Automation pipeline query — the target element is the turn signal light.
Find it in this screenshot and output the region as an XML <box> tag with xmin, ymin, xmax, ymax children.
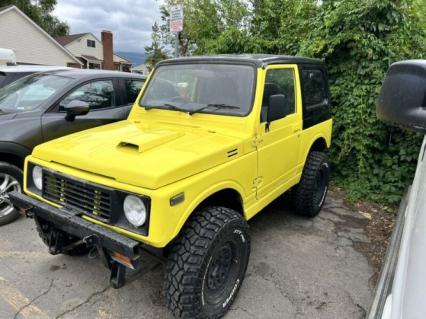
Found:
<box><xmin>111</xmin><ymin>252</ymin><xmax>135</xmax><ymax>269</ymax></box>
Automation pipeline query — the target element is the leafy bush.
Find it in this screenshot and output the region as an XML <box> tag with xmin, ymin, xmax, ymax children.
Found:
<box><xmin>154</xmin><ymin>0</ymin><xmax>425</xmax><ymax>205</ymax></box>
<box><xmin>298</xmin><ymin>0</ymin><xmax>425</xmax><ymax>204</ymax></box>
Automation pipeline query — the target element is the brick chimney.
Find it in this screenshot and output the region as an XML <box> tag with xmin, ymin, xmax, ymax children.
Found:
<box><xmin>101</xmin><ymin>30</ymin><xmax>114</xmax><ymax>70</ymax></box>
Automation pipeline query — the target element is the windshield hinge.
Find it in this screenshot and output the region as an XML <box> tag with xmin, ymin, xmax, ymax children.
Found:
<box><xmin>253</xmin><ymin>177</ymin><xmax>263</xmax><ymax>188</ymax></box>
<box><xmin>252</xmin><ymin>135</ymin><xmax>263</xmax><ymax>148</ymax></box>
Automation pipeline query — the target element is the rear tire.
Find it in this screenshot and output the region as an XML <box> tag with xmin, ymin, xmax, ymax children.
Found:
<box><xmin>164</xmin><ymin>206</ymin><xmax>250</xmax><ymax>319</ymax></box>
<box><xmin>0</xmin><ymin>162</ymin><xmax>23</xmax><ymax>226</ymax></box>
<box><xmin>291</xmin><ymin>151</ymin><xmax>330</xmax><ymax>217</ymax></box>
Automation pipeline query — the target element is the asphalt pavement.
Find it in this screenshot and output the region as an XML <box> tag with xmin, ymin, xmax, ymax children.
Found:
<box><xmin>0</xmin><ymin>191</ymin><xmax>374</xmax><ymax>319</ymax></box>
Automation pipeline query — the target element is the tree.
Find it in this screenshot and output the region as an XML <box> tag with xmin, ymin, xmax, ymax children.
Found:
<box><xmin>0</xmin><ymin>0</ymin><xmax>69</xmax><ymax>36</ymax></box>
<box><xmin>152</xmin><ymin>0</ymin><xmax>250</xmax><ymax>56</ymax></box>
<box><xmin>298</xmin><ymin>0</ymin><xmax>425</xmax><ymax>203</ymax></box>
<box><xmin>148</xmin><ymin>0</ymin><xmax>426</xmax><ymax>204</ymax></box>
<box><xmin>144</xmin><ymin>23</ymin><xmax>170</xmax><ymax>70</ymax></box>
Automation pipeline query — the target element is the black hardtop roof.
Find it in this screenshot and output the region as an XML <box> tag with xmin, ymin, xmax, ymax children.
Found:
<box><xmin>158</xmin><ymin>54</ymin><xmax>323</xmax><ymax>67</ymax></box>
<box><xmin>37</xmin><ymin>69</ymin><xmax>146</xmax><ymax>80</ymax></box>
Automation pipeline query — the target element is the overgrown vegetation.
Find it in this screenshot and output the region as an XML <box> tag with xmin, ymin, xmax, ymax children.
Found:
<box><xmin>148</xmin><ymin>0</ymin><xmax>425</xmax><ymax>205</ymax></box>
<box><xmin>144</xmin><ymin>23</ymin><xmax>170</xmax><ymax>71</ymax></box>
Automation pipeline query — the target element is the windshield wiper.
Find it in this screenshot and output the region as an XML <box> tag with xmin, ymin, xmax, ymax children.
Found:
<box><xmin>145</xmin><ymin>103</ymin><xmax>189</xmax><ymax>113</ymax></box>
<box><xmin>188</xmin><ymin>103</ymin><xmax>240</xmax><ymax>115</ymax></box>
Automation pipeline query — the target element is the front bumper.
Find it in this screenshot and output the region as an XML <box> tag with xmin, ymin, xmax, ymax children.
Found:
<box><xmin>9</xmin><ymin>191</ymin><xmax>161</xmax><ymax>288</ymax></box>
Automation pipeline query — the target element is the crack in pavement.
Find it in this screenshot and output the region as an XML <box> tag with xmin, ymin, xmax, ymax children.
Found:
<box><xmin>345</xmin><ymin>290</ymin><xmax>367</xmax><ymax>318</ymax></box>
<box><xmin>251</xmin><ymin>268</ymin><xmax>306</xmax><ymax>317</ymax></box>
<box><xmin>55</xmin><ymin>285</ymin><xmax>110</xmax><ymax>319</ymax></box>
<box><xmin>13</xmin><ymin>279</ymin><xmax>54</xmax><ymax>319</ymax></box>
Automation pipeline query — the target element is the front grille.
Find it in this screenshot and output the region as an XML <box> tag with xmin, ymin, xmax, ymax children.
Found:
<box><xmin>42</xmin><ymin>170</ymin><xmax>112</xmax><ymax>221</ymax></box>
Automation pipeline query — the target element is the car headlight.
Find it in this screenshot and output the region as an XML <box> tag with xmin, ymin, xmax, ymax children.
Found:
<box><xmin>32</xmin><ymin>166</ymin><xmax>43</xmax><ymax>190</ymax></box>
<box><xmin>123</xmin><ymin>195</ymin><xmax>147</xmax><ymax>227</ymax></box>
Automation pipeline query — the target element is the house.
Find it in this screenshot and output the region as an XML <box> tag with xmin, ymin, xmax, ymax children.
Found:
<box><xmin>0</xmin><ymin>5</ymin><xmax>81</xmax><ymax>67</ymax></box>
<box><xmin>131</xmin><ymin>63</ymin><xmax>150</xmax><ymax>76</ymax></box>
<box><xmin>55</xmin><ymin>32</ymin><xmax>132</xmax><ymax>72</ymax></box>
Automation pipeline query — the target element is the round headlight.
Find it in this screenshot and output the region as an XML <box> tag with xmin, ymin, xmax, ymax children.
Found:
<box><xmin>32</xmin><ymin>166</ymin><xmax>43</xmax><ymax>190</ymax></box>
<box><xmin>123</xmin><ymin>195</ymin><xmax>147</xmax><ymax>227</ymax></box>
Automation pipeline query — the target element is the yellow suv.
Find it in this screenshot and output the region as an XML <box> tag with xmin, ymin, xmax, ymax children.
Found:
<box><xmin>11</xmin><ymin>55</ymin><xmax>332</xmax><ymax>318</ymax></box>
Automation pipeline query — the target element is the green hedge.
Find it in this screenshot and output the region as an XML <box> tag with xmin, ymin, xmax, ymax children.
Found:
<box><xmin>205</xmin><ymin>0</ymin><xmax>425</xmax><ymax>204</ymax></box>
<box><xmin>157</xmin><ymin>0</ymin><xmax>425</xmax><ymax>205</ymax></box>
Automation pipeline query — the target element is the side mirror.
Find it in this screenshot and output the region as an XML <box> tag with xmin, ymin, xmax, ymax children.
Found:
<box><xmin>377</xmin><ymin>60</ymin><xmax>426</xmax><ymax>132</ymax></box>
<box><xmin>267</xmin><ymin>94</ymin><xmax>288</xmax><ymax>123</ymax></box>
<box><xmin>64</xmin><ymin>100</ymin><xmax>89</xmax><ymax>121</ymax></box>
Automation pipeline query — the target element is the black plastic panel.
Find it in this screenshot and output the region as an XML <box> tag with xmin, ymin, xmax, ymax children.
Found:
<box><xmin>377</xmin><ymin>60</ymin><xmax>426</xmax><ymax>132</ymax></box>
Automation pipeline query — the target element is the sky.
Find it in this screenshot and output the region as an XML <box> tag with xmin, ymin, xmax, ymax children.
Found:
<box><xmin>53</xmin><ymin>0</ymin><xmax>162</xmax><ymax>53</ymax></box>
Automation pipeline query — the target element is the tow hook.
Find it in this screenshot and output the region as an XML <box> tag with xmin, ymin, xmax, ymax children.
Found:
<box><xmin>83</xmin><ymin>235</ymin><xmax>110</xmax><ymax>268</ymax></box>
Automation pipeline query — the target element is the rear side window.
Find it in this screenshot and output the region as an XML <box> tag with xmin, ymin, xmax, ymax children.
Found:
<box><xmin>302</xmin><ymin>70</ymin><xmax>327</xmax><ymax>108</ymax></box>
<box><xmin>0</xmin><ymin>74</ymin><xmax>5</xmax><ymax>88</ymax></box>
<box><xmin>0</xmin><ymin>72</ymin><xmax>31</xmax><ymax>89</ymax></box>
<box><xmin>125</xmin><ymin>79</ymin><xmax>144</xmax><ymax>104</ymax></box>
<box><xmin>59</xmin><ymin>80</ymin><xmax>115</xmax><ymax>111</ymax></box>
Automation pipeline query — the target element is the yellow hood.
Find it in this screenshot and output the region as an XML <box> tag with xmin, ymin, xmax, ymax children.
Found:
<box><xmin>33</xmin><ymin>120</ymin><xmax>244</xmax><ymax>189</ymax></box>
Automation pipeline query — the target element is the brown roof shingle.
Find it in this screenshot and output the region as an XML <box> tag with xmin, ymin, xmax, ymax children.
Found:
<box><xmin>80</xmin><ymin>55</ymin><xmax>103</xmax><ymax>62</ymax></box>
<box><xmin>55</xmin><ymin>33</ymin><xmax>88</xmax><ymax>46</ymax></box>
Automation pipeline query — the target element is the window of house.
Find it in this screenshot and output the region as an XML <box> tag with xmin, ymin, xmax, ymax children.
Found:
<box><xmin>125</xmin><ymin>80</ymin><xmax>144</xmax><ymax>104</ymax></box>
<box><xmin>87</xmin><ymin>39</ymin><xmax>96</xmax><ymax>48</ymax></box>
<box><xmin>261</xmin><ymin>68</ymin><xmax>295</xmax><ymax>122</ymax></box>
<box><xmin>301</xmin><ymin>70</ymin><xmax>327</xmax><ymax>108</ymax></box>
<box><xmin>59</xmin><ymin>80</ymin><xmax>115</xmax><ymax>111</ymax></box>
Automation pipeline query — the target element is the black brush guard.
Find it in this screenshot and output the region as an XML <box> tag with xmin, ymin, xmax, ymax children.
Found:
<box><xmin>8</xmin><ymin>191</ymin><xmax>162</xmax><ymax>289</ymax></box>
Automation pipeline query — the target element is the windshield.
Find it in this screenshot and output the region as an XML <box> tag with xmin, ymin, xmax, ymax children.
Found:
<box><xmin>0</xmin><ymin>73</ymin><xmax>5</xmax><ymax>88</ymax></box>
<box><xmin>0</xmin><ymin>73</ymin><xmax>72</xmax><ymax>113</ymax></box>
<box><xmin>140</xmin><ymin>63</ymin><xmax>255</xmax><ymax>116</ymax></box>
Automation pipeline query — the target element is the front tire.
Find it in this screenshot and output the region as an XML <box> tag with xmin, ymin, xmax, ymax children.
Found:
<box><xmin>291</xmin><ymin>151</ymin><xmax>330</xmax><ymax>217</ymax></box>
<box><xmin>165</xmin><ymin>206</ymin><xmax>250</xmax><ymax>319</ymax></box>
<box><xmin>0</xmin><ymin>162</ymin><xmax>23</xmax><ymax>226</ymax></box>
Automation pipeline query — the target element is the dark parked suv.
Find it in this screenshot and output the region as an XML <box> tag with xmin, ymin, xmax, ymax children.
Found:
<box><xmin>0</xmin><ymin>65</ymin><xmax>70</xmax><ymax>88</ymax></box>
<box><xmin>0</xmin><ymin>69</ymin><xmax>145</xmax><ymax>225</ymax></box>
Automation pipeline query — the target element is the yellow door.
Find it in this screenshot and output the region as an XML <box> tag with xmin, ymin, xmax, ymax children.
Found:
<box><xmin>256</xmin><ymin>65</ymin><xmax>302</xmax><ymax>199</ymax></box>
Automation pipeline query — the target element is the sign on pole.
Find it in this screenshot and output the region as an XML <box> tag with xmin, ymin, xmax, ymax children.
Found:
<box><xmin>170</xmin><ymin>5</ymin><xmax>184</xmax><ymax>33</ymax></box>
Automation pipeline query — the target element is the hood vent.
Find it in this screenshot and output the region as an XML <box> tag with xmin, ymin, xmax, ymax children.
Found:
<box><xmin>117</xmin><ymin>131</ymin><xmax>185</xmax><ymax>153</ymax></box>
<box><xmin>227</xmin><ymin>148</ymin><xmax>238</xmax><ymax>158</ymax></box>
<box><xmin>118</xmin><ymin>142</ymin><xmax>140</xmax><ymax>152</ymax></box>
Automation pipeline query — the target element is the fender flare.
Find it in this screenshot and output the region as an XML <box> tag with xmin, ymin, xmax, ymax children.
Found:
<box><xmin>170</xmin><ymin>181</ymin><xmax>246</xmax><ymax>241</ymax></box>
<box><xmin>308</xmin><ymin>133</ymin><xmax>329</xmax><ymax>153</ymax></box>
<box><xmin>0</xmin><ymin>142</ymin><xmax>31</xmax><ymax>166</ymax></box>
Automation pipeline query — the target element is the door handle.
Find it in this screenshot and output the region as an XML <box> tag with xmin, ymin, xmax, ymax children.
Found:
<box><xmin>293</xmin><ymin>128</ymin><xmax>301</xmax><ymax>133</ymax></box>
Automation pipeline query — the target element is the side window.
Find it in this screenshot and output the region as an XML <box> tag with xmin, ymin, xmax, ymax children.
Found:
<box><xmin>59</xmin><ymin>80</ymin><xmax>115</xmax><ymax>111</ymax></box>
<box><xmin>87</xmin><ymin>39</ymin><xmax>96</xmax><ymax>48</ymax></box>
<box><xmin>125</xmin><ymin>80</ymin><xmax>144</xmax><ymax>104</ymax></box>
<box><xmin>301</xmin><ymin>70</ymin><xmax>327</xmax><ymax>107</ymax></box>
<box><xmin>261</xmin><ymin>68</ymin><xmax>295</xmax><ymax>122</ymax></box>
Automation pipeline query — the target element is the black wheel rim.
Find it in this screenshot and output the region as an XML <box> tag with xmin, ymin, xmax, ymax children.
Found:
<box><xmin>204</xmin><ymin>239</ymin><xmax>241</xmax><ymax>306</ymax></box>
<box><xmin>313</xmin><ymin>165</ymin><xmax>328</xmax><ymax>207</ymax></box>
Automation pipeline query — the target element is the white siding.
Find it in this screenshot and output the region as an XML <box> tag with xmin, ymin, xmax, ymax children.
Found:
<box><xmin>65</xmin><ymin>34</ymin><xmax>104</xmax><ymax>60</ymax></box>
<box><xmin>113</xmin><ymin>54</ymin><xmax>129</xmax><ymax>63</ymax></box>
<box><xmin>0</xmin><ymin>9</ymin><xmax>77</xmax><ymax>66</ymax></box>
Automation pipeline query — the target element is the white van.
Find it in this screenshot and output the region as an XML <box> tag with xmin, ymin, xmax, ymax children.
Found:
<box><xmin>0</xmin><ymin>48</ymin><xmax>16</xmax><ymax>66</ymax></box>
<box><xmin>369</xmin><ymin>60</ymin><xmax>426</xmax><ymax>318</ymax></box>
